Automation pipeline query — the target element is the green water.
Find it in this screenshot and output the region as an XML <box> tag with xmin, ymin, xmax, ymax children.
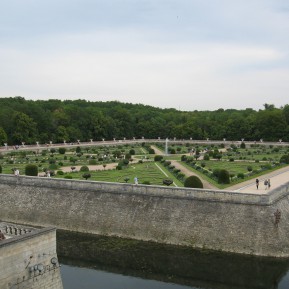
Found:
<box><xmin>57</xmin><ymin>230</ymin><xmax>289</xmax><ymax>289</ymax></box>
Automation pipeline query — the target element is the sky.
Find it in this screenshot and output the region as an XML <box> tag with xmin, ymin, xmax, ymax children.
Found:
<box><xmin>1</xmin><ymin>0</ymin><xmax>289</xmax><ymax>111</ymax></box>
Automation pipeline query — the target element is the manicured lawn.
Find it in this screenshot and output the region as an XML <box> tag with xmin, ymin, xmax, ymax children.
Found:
<box><xmin>55</xmin><ymin>162</ymin><xmax>183</xmax><ymax>187</ymax></box>
<box><xmin>1</xmin><ymin>142</ymin><xmax>289</xmax><ymax>189</ymax></box>
<box><xmin>181</xmin><ymin>160</ymin><xmax>288</xmax><ymax>189</ymax></box>
<box><xmin>196</xmin><ymin>160</ymin><xmax>262</xmax><ymax>175</ymax></box>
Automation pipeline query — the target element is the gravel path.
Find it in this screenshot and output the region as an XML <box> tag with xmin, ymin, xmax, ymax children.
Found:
<box><xmin>151</xmin><ymin>145</ymin><xmax>216</xmax><ymax>189</ymax></box>
<box><xmin>151</xmin><ymin>145</ymin><xmax>289</xmax><ymax>192</ymax></box>
<box><xmin>169</xmin><ymin>160</ymin><xmax>217</xmax><ymax>189</ymax></box>
<box><xmin>226</xmin><ymin>166</ymin><xmax>289</xmax><ymax>194</ymax></box>
<box><xmin>60</xmin><ymin>163</ymin><xmax>118</xmax><ymax>172</ymax></box>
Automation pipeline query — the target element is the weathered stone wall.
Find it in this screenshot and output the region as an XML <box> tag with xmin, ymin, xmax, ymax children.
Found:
<box><xmin>0</xmin><ymin>174</ymin><xmax>289</xmax><ymax>257</ymax></box>
<box><xmin>0</xmin><ymin>225</ymin><xmax>63</xmax><ymax>289</ymax></box>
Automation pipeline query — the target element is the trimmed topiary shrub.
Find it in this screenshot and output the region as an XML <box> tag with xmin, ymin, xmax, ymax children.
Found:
<box><xmin>25</xmin><ymin>164</ymin><xmax>38</xmax><ymax>176</ymax></box>
<box><xmin>163</xmin><ymin>179</ymin><xmax>174</xmax><ymax>186</ymax></box>
<box><xmin>80</xmin><ymin>165</ymin><xmax>89</xmax><ymax>172</ymax></box>
<box><xmin>280</xmin><ymin>154</ymin><xmax>289</xmax><ymax>164</ymax></box>
<box><xmin>64</xmin><ymin>175</ymin><xmax>73</xmax><ymax>179</ymax></box>
<box><xmin>218</xmin><ymin>169</ymin><xmax>230</xmax><ymax>184</ymax></box>
<box><xmin>58</xmin><ymin>147</ymin><xmax>66</xmax><ymax>154</ymax></box>
<box><xmin>82</xmin><ymin>173</ymin><xmax>91</xmax><ymax>180</ymax></box>
<box><xmin>50</xmin><ymin>148</ymin><xmax>56</xmax><ymax>154</ymax></box>
<box><xmin>247</xmin><ymin>165</ymin><xmax>253</xmax><ymax>172</ymax></box>
<box><xmin>237</xmin><ymin>173</ymin><xmax>245</xmax><ymax>179</ymax></box>
<box><xmin>184</xmin><ymin>175</ymin><xmax>203</xmax><ymax>188</ymax></box>
<box><xmin>164</xmin><ymin>161</ymin><xmax>171</xmax><ymax>167</ymax></box>
<box><xmin>181</xmin><ymin>155</ymin><xmax>187</xmax><ymax>162</ymax></box>
<box><xmin>129</xmin><ymin>149</ymin><xmax>135</xmax><ymax>155</ymax></box>
<box><xmin>154</xmin><ymin>155</ymin><xmax>163</xmax><ymax>161</ymax></box>
<box><xmin>169</xmin><ymin>148</ymin><xmax>176</xmax><ymax>154</ymax></box>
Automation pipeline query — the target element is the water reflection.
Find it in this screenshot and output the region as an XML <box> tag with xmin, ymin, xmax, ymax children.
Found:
<box><xmin>57</xmin><ymin>230</ymin><xmax>289</xmax><ymax>289</ymax></box>
<box><xmin>61</xmin><ymin>264</ymin><xmax>194</xmax><ymax>289</ymax></box>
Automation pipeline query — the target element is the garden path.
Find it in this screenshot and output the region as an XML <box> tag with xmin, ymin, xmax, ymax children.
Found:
<box><xmin>170</xmin><ymin>160</ymin><xmax>217</xmax><ymax>190</ymax></box>
<box><xmin>227</xmin><ymin>166</ymin><xmax>289</xmax><ymax>194</ymax></box>
<box><xmin>60</xmin><ymin>163</ymin><xmax>118</xmax><ymax>173</ymax></box>
<box><xmin>151</xmin><ymin>145</ymin><xmax>217</xmax><ymax>189</ymax></box>
<box><xmin>151</xmin><ymin>145</ymin><xmax>289</xmax><ymax>193</ymax></box>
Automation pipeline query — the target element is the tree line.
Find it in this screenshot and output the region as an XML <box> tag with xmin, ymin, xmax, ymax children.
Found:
<box><xmin>0</xmin><ymin>97</ymin><xmax>289</xmax><ymax>145</ymax></box>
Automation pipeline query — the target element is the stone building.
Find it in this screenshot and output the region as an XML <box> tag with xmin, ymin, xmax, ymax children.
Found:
<box><xmin>0</xmin><ymin>222</ymin><xmax>63</xmax><ymax>289</ymax></box>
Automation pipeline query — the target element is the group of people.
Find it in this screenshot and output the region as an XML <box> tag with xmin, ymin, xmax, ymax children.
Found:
<box><xmin>255</xmin><ymin>178</ymin><xmax>271</xmax><ymax>190</ymax></box>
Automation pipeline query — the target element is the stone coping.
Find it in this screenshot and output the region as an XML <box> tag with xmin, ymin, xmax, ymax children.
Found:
<box><xmin>0</xmin><ymin>174</ymin><xmax>289</xmax><ymax>206</ymax></box>
<box><xmin>0</xmin><ymin>222</ymin><xmax>55</xmax><ymax>248</ymax></box>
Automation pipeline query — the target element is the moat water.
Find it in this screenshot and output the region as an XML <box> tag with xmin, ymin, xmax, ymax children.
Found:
<box><xmin>57</xmin><ymin>231</ymin><xmax>289</xmax><ymax>289</ymax></box>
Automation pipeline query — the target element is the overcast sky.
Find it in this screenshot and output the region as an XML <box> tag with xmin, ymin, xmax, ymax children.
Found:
<box><xmin>1</xmin><ymin>0</ymin><xmax>289</xmax><ymax>111</ymax></box>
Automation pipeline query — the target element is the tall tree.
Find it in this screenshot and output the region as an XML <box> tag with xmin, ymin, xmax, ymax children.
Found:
<box><xmin>11</xmin><ymin>112</ymin><xmax>38</xmax><ymax>144</ymax></box>
<box><xmin>0</xmin><ymin>127</ymin><xmax>8</xmax><ymax>145</ymax></box>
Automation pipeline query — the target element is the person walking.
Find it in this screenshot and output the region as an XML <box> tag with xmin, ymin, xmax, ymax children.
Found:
<box><xmin>264</xmin><ymin>179</ymin><xmax>268</xmax><ymax>190</ymax></box>
<box><xmin>256</xmin><ymin>178</ymin><xmax>259</xmax><ymax>189</ymax></box>
<box><xmin>268</xmin><ymin>179</ymin><xmax>271</xmax><ymax>189</ymax></box>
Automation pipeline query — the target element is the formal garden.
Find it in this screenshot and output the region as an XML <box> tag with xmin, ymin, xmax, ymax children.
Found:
<box><xmin>0</xmin><ymin>141</ymin><xmax>289</xmax><ymax>189</ymax></box>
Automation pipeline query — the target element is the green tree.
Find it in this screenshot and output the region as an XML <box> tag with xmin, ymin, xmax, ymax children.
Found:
<box><xmin>0</xmin><ymin>127</ymin><xmax>7</xmax><ymax>145</ymax></box>
<box><xmin>254</xmin><ymin>109</ymin><xmax>287</xmax><ymax>141</ymax></box>
<box><xmin>56</xmin><ymin>126</ymin><xmax>69</xmax><ymax>143</ymax></box>
<box><xmin>11</xmin><ymin>112</ymin><xmax>37</xmax><ymax>144</ymax></box>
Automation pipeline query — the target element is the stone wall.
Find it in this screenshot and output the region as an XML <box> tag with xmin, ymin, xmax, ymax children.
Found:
<box><xmin>0</xmin><ymin>223</ymin><xmax>63</xmax><ymax>289</ymax></box>
<box><xmin>0</xmin><ymin>174</ymin><xmax>289</xmax><ymax>257</ymax></box>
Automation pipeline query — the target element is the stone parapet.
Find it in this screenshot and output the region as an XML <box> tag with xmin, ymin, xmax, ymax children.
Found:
<box><xmin>1</xmin><ymin>174</ymin><xmax>289</xmax><ymax>257</ymax></box>
<box><xmin>0</xmin><ymin>223</ymin><xmax>63</xmax><ymax>289</ymax></box>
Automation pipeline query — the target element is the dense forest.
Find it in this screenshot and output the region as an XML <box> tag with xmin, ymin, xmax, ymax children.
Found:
<box><xmin>0</xmin><ymin>97</ymin><xmax>289</xmax><ymax>145</ymax></box>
